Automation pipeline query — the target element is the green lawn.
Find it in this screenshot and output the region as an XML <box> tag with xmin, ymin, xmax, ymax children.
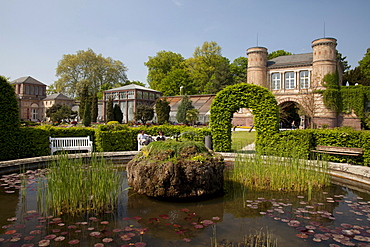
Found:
<box><xmin>231</xmin><ymin>131</ymin><xmax>256</xmax><ymax>151</ymax></box>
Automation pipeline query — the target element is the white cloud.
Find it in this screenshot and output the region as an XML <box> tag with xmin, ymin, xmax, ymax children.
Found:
<box><xmin>172</xmin><ymin>0</ymin><xmax>183</xmax><ymax>6</ymax></box>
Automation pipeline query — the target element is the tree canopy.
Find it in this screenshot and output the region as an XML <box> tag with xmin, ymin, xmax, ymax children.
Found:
<box><xmin>343</xmin><ymin>67</ymin><xmax>370</xmax><ymax>86</ymax></box>
<box><xmin>155</xmin><ymin>98</ymin><xmax>171</xmax><ymax>125</ymax></box>
<box><xmin>145</xmin><ymin>41</ymin><xmax>235</xmax><ymax>96</ymax></box>
<box><xmin>187</xmin><ymin>41</ymin><xmax>233</xmax><ymax>94</ymax></box>
<box><xmin>134</xmin><ymin>104</ymin><xmax>154</xmax><ymax>125</ymax></box>
<box><xmin>230</xmin><ymin>57</ymin><xmax>248</xmax><ymax>84</ymax></box>
<box><xmin>52</xmin><ymin>48</ymin><xmax>128</xmax><ymax>99</ymax></box>
<box><xmin>145</xmin><ymin>51</ymin><xmax>188</xmax><ymax>96</ymax></box>
<box><xmin>359</xmin><ymin>48</ymin><xmax>370</xmax><ymax>79</ymax></box>
<box><xmin>176</xmin><ymin>95</ymin><xmax>194</xmax><ymax>124</ymax></box>
<box><xmin>267</xmin><ymin>50</ymin><xmax>292</xmax><ymax>60</ymax></box>
<box><xmin>46</xmin><ymin>104</ymin><xmax>77</xmax><ymax>124</ymax></box>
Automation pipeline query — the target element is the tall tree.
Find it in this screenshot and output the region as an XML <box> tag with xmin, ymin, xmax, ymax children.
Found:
<box><xmin>145</xmin><ymin>50</ymin><xmax>187</xmax><ymax>94</ymax></box>
<box><xmin>343</xmin><ymin>66</ymin><xmax>370</xmax><ymax>86</ymax></box>
<box><xmin>160</xmin><ymin>68</ymin><xmax>195</xmax><ymax>96</ymax></box>
<box><xmin>53</xmin><ymin>48</ymin><xmax>128</xmax><ymax>99</ymax></box>
<box><xmin>79</xmin><ymin>84</ymin><xmax>90</xmax><ymax>119</ymax></box>
<box><xmin>134</xmin><ymin>104</ymin><xmax>154</xmax><ymax>125</ymax></box>
<box><xmin>90</xmin><ymin>94</ymin><xmax>98</xmax><ymax>122</ymax></box>
<box><xmin>187</xmin><ymin>41</ymin><xmax>231</xmax><ymax>94</ymax></box>
<box><xmin>230</xmin><ymin>57</ymin><xmax>248</xmax><ymax>84</ymax></box>
<box><xmin>106</xmin><ymin>97</ymin><xmax>114</xmax><ymax>122</ymax></box>
<box><xmin>205</xmin><ymin>57</ymin><xmax>233</xmax><ymax>94</ymax></box>
<box><xmin>337</xmin><ymin>51</ymin><xmax>351</xmax><ymax>73</ymax></box>
<box><xmin>176</xmin><ymin>95</ymin><xmax>194</xmax><ymax>124</ymax></box>
<box><xmin>113</xmin><ymin>104</ymin><xmax>123</xmax><ymax>123</ymax></box>
<box><xmin>155</xmin><ymin>98</ymin><xmax>171</xmax><ymax>124</ymax></box>
<box><xmin>359</xmin><ymin>48</ymin><xmax>370</xmax><ymax>79</ymax></box>
<box><xmin>82</xmin><ymin>100</ymin><xmax>91</xmax><ymax>127</ymax></box>
<box><xmin>267</xmin><ymin>50</ymin><xmax>292</xmax><ymax>60</ymax></box>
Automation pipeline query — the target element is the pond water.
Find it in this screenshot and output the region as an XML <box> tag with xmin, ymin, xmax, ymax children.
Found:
<box><xmin>0</xmin><ymin>169</ymin><xmax>370</xmax><ymax>247</ymax></box>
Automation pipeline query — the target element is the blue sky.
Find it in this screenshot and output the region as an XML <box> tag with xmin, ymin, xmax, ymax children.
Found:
<box><xmin>1</xmin><ymin>0</ymin><xmax>369</xmax><ymax>87</ymax></box>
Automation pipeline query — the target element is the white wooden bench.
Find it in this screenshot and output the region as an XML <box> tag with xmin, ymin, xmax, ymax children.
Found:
<box><xmin>49</xmin><ymin>136</ymin><xmax>93</xmax><ymax>154</ymax></box>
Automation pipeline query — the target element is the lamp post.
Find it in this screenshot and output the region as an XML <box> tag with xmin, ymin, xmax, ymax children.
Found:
<box><xmin>180</xmin><ymin>86</ymin><xmax>184</xmax><ymax>95</ymax></box>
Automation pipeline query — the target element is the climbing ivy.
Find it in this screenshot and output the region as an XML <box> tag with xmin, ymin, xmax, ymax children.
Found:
<box><xmin>210</xmin><ymin>83</ymin><xmax>279</xmax><ymax>152</ymax></box>
<box><xmin>322</xmin><ymin>71</ymin><xmax>370</xmax><ymax>127</ymax></box>
<box><xmin>323</xmin><ymin>83</ymin><xmax>370</xmax><ymax>126</ymax></box>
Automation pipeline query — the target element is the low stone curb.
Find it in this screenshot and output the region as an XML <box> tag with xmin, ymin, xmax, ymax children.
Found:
<box><xmin>1</xmin><ymin>151</ymin><xmax>370</xmax><ymax>187</ymax></box>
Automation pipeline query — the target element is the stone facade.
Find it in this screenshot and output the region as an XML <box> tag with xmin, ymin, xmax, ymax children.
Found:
<box><xmin>232</xmin><ymin>37</ymin><xmax>362</xmax><ymax>130</ymax></box>
<box><xmin>11</xmin><ymin>76</ymin><xmax>75</xmax><ymax>121</ymax></box>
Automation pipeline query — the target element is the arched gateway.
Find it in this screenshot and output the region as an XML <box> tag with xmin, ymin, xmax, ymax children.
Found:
<box><xmin>210</xmin><ymin>83</ymin><xmax>280</xmax><ymax>152</ymax></box>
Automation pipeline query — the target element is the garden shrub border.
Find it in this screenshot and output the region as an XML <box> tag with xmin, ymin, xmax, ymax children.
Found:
<box><xmin>269</xmin><ymin>128</ymin><xmax>370</xmax><ymax>166</ymax></box>
<box><xmin>1</xmin><ymin>125</ymin><xmax>211</xmax><ymax>161</ymax></box>
<box><xmin>210</xmin><ymin>83</ymin><xmax>280</xmax><ymax>152</ymax></box>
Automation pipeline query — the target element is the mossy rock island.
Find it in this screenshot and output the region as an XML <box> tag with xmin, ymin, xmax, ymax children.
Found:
<box><xmin>127</xmin><ymin>140</ymin><xmax>225</xmax><ymax>200</ymax></box>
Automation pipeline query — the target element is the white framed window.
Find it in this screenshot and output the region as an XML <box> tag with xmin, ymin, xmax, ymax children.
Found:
<box><xmin>143</xmin><ymin>91</ymin><xmax>148</xmax><ymax>99</ymax></box>
<box><xmin>127</xmin><ymin>91</ymin><xmax>134</xmax><ymax>99</ymax></box>
<box><xmin>285</xmin><ymin>72</ymin><xmax>295</xmax><ymax>90</ymax></box>
<box><xmin>31</xmin><ymin>109</ymin><xmax>38</xmax><ymax>120</ymax></box>
<box><xmin>300</xmin><ymin>71</ymin><xmax>310</xmax><ymax>89</ymax></box>
<box><xmin>113</xmin><ymin>92</ymin><xmax>119</xmax><ymax>100</ymax></box>
<box><xmin>120</xmin><ymin>92</ymin><xmax>127</xmax><ymax>99</ymax></box>
<box><xmin>271</xmin><ymin>73</ymin><xmax>281</xmax><ymax>90</ymax></box>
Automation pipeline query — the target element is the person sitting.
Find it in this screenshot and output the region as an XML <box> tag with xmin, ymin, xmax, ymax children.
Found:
<box><xmin>155</xmin><ymin>131</ymin><xmax>167</xmax><ymax>141</ymax></box>
<box><xmin>137</xmin><ymin>130</ymin><xmax>151</xmax><ymax>145</ymax></box>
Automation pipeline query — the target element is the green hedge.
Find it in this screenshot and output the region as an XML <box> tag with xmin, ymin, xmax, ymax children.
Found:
<box><xmin>95</xmin><ymin>124</ymin><xmax>211</xmax><ymax>152</ymax></box>
<box><xmin>256</xmin><ymin>130</ymin><xmax>314</xmax><ymax>158</ymax></box>
<box><xmin>0</xmin><ymin>76</ymin><xmax>20</xmax><ymax>161</ymax></box>
<box><xmin>257</xmin><ymin>128</ymin><xmax>370</xmax><ymax>166</ymax></box>
<box><xmin>210</xmin><ymin>83</ymin><xmax>279</xmax><ymax>152</ymax></box>
<box><xmin>16</xmin><ymin>127</ymin><xmax>50</xmax><ymax>158</ymax></box>
<box><xmin>0</xmin><ymin>125</ymin><xmax>211</xmax><ymax>160</ymax></box>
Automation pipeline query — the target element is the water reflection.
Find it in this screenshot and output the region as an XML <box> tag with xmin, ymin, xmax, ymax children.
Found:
<box><xmin>0</xmin><ymin>170</ymin><xmax>369</xmax><ymax>247</ymax></box>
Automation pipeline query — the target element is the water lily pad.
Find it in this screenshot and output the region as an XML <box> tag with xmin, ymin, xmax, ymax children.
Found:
<box><xmin>24</xmin><ymin>236</ymin><xmax>35</xmax><ymax>241</ymax></box>
<box><xmin>135</xmin><ymin>242</ymin><xmax>146</xmax><ymax>247</ymax></box>
<box><xmin>201</xmin><ymin>220</ymin><xmax>214</xmax><ymax>226</ymax></box>
<box><xmin>296</xmin><ymin>233</ymin><xmax>308</xmax><ymax>238</ymax></box>
<box><xmin>38</xmin><ymin>239</ymin><xmax>50</xmax><ymax>246</ymax></box>
<box><xmin>54</xmin><ymin>236</ymin><xmax>65</xmax><ymax>242</ymax></box>
<box><xmin>44</xmin><ymin>235</ymin><xmax>56</xmax><ymax>240</ymax></box>
<box><xmin>5</xmin><ymin>230</ymin><xmax>17</xmax><ymax>234</ymax></box>
<box><xmin>102</xmin><ymin>238</ymin><xmax>113</xmax><ymax>243</ymax></box>
<box><xmin>68</xmin><ymin>239</ymin><xmax>79</xmax><ymax>245</ymax></box>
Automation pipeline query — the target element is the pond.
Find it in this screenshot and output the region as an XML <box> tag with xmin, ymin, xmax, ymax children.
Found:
<box><xmin>0</xmin><ymin>169</ymin><xmax>370</xmax><ymax>247</ymax></box>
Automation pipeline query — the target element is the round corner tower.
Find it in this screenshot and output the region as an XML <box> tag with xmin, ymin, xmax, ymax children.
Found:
<box><xmin>311</xmin><ymin>37</ymin><xmax>337</xmax><ymax>88</ymax></box>
<box><xmin>247</xmin><ymin>47</ymin><xmax>268</xmax><ymax>88</ymax></box>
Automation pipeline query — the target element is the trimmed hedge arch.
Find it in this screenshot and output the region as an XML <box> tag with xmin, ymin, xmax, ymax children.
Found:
<box><xmin>210</xmin><ymin>83</ymin><xmax>280</xmax><ymax>152</ymax></box>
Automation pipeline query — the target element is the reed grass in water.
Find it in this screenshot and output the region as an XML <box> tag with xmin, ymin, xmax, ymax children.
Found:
<box><xmin>225</xmin><ymin>153</ymin><xmax>329</xmax><ymax>192</ymax></box>
<box><xmin>38</xmin><ymin>153</ymin><xmax>122</xmax><ymax>215</ymax></box>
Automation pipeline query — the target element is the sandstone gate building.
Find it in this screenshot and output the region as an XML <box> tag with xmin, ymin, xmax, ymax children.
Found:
<box><xmin>232</xmin><ymin>37</ymin><xmax>361</xmax><ymax>130</ymax></box>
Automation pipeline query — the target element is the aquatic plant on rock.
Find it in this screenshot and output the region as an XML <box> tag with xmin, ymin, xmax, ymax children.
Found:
<box><xmin>127</xmin><ymin>140</ymin><xmax>225</xmax><ymax>199</ymax></box>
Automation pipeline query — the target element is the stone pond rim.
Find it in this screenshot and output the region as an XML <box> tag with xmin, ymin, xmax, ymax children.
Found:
<box><xmin>0</xmin><ymin>151</ymin><xmax>370</xmax><ymax>191</ymax></box>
